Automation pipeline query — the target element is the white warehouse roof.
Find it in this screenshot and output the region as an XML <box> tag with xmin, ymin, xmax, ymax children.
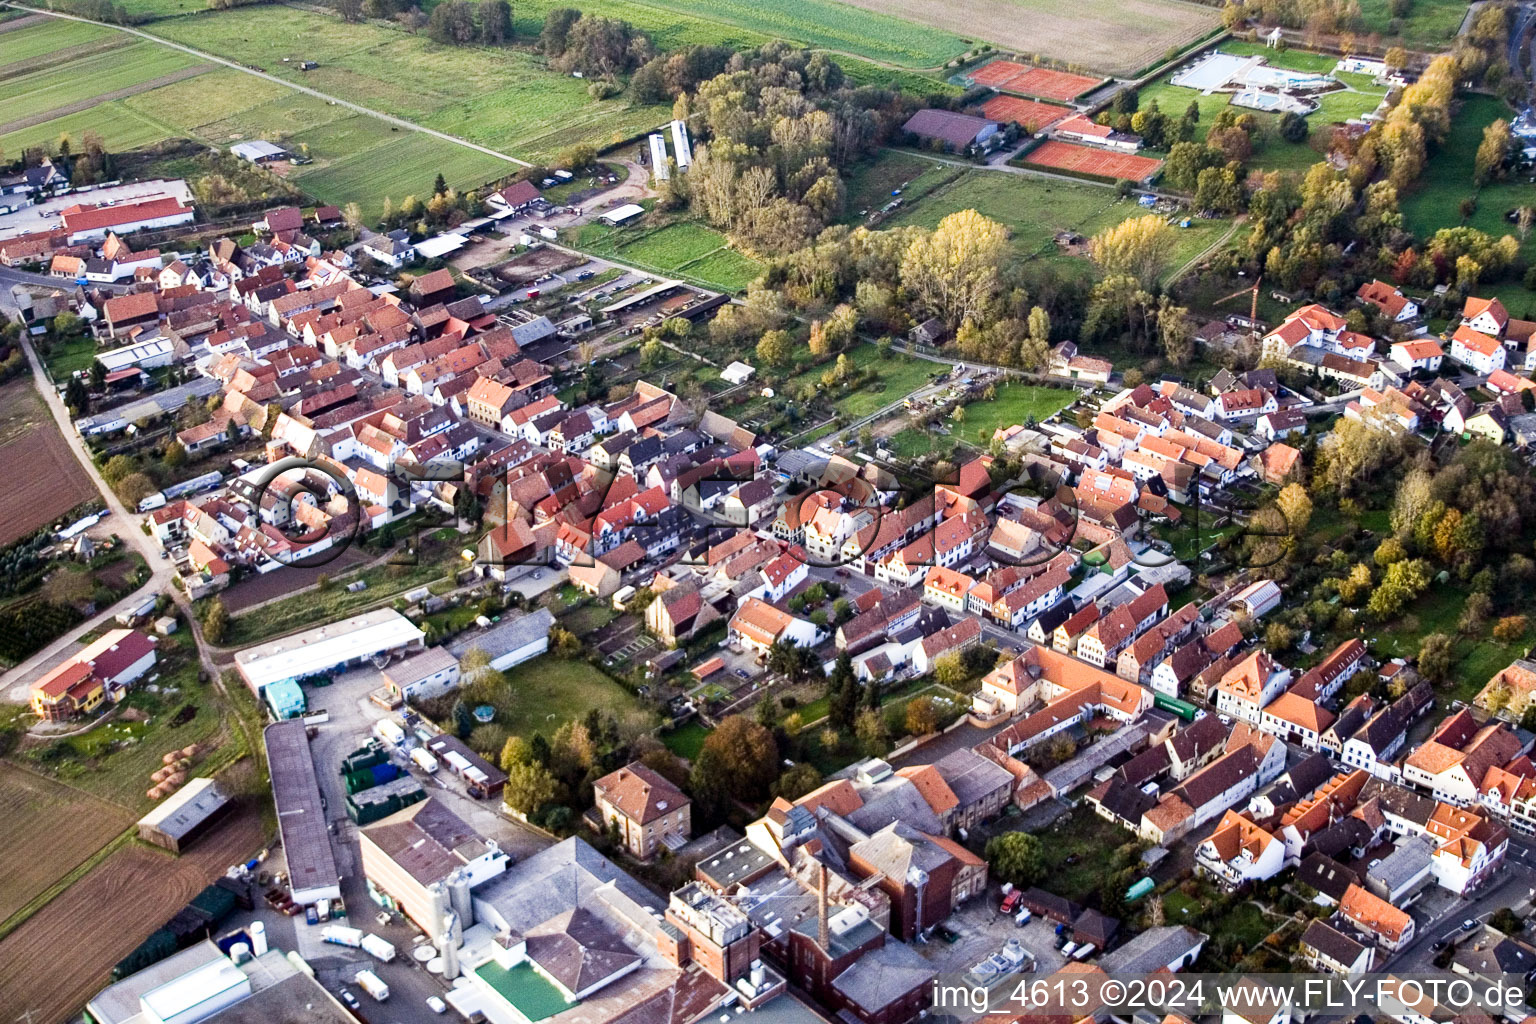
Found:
<box><xmin>601</xmin><ymin>203</ymin><xmax>645</xmax><ymax>225</ymax></box>
<box><xmin>234</xmin><ymin>607</ymin><xmax>423</xmax><ymax>692</ymax></box>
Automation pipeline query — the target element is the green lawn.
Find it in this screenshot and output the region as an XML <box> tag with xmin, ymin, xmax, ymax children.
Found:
<box><xmin>843</xmin><ymin>149</ymin><xmax>962</xmax><ymax>220</ymax></box>
<box><xmin>953</xmin><ymin>383</ymin><xmax>1077</xmax><ymax>445</ymax></box>
<box><xmin>292</xmin><ymin>132</ymin><xmax>514</xmax><ymax>222</ymax></box>
<box><xmin>660</xmin><ymin>720</ymin><xmax>710</xmax><ymax>760</ymax></box>
<box><xmin>884</xmin><ymin>168</ymin><xmax>1227</xmax><ymax>278</ymax></box>
<box><xmin>492</xmin><ymin>655</ymin><xmax>657</xmax><ymax>739</ymax></box>
<box><xmin>0</xmin><ymin>39</ymin><xmax>202</xmax><ymax>124</ymax></box>
<box><xmin>1032</xmin><ymin>805</ymin><xmax>1142</xmax><ymax>904</ymax></box>
<box><xmin>0</xmin><ymin>17</ymin><xmax>118</xmax><ymax>64</ymax></box>
<box><xmin>1402</xmin><ymin>94</ymin><xmax>1536</xmax><ymax>317</ymax></box>
<box><xmin>507</xmin><ymin>0</ymin><xmax>967</xmax><ymax>69</ymax></box>
<box><xmin>41</xmin><ymin>336</ymin><xmax>99</xmax><ymax>378</ymax></box>
<box><xmin>116</xmin><ymin>0</ymin><xmax>208</xmax><ymax>18</ymax></box>
<box><xmin>574</xmin><ymin>218</ymin><xmax>763</xmax><ymax>293</ymax></box>
<box><xmin>1219</xmin><ymin>40</ymin><xmax>1339</xmax><ymax>73</ymax></box>
<box><xmin>1357</xmin><ymin>0</ymin><xmax>1471</xmax><ymax>46</ymax></box>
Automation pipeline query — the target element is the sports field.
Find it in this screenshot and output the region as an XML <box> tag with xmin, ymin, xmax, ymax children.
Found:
<box><xmin>1023</xmin><ymin>140</ymin><xmax>1163</xmax><ymax>182</ymax></box>
<box><xmin>849</xmin><ymin>0</ymin><xmax>1218</xmax><ymax>75</ymax></box>
<box><xmin>967</xmin><ymin>60</ymin><xmax>1105</xmax><ymax>102</ymax></box>
<box><xmin>978</xmin><ymin>95</ymin><xmax>1072</xmax><ymax>132</ymax></box>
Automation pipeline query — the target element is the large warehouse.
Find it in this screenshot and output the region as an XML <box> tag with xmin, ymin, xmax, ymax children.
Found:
<box><xmin>264</xmin><ymin>719</ymin><xmax>341</xmax><ymax>905</ymax></box>
<box><xmin>137</xmin><ymin>777</ymin><xmax>232</xmax><ymax>853</ymax></box>
<box><xmin>234</xmin><ymin>608</ymin><xmax>425</xmax><ymax>698</ymax></box>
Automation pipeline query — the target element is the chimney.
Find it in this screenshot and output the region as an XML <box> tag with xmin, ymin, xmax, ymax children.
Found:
<box><xmin>817</xmin><ymin>863</ymin><xmax>829</xmax><ymax>951</ymax></box>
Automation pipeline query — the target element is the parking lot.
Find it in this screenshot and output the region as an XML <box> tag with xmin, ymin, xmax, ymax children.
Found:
<box><xmin>246</xmin><ymin>661</ymin><xmax>552</xmax><ymax>1019</ymax></box>
<box><xmin>912</xmin><ymin>891</ymin><xmax>1070</xmax><ymax>1015</ymax></box>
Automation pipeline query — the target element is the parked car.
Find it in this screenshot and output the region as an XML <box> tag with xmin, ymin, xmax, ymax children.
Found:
<box><xmin>340</xmin><ymin>990</ymin><xmax>361</xmax><ymax>1011</ymax></box>
<box><xmin>1462</xmin><ymin>919</ymin><xmax>1478</xmax><ymax>931</ymax></box>
<box><xmin>426</xmin><ymin>996</ymin><xmax>448</xmax><ymax>1014</ymax></box>
<box><xmin>1014</xmin><ymin>908</ymin><xmax>1032</xmax><ymax>927</ymax></box>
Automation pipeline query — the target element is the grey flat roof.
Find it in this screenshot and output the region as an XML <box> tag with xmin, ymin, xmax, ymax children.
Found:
<box><xmin>446</xmin><ymin>608</ymin><xmax>554</xmax><ymax>661</ymax></box>
<box><xmin>88</xmin><ymin>941</ymin><xmax>226</xmax><ymax>1024</ymax></box>
<box><xmin>263</xmin><ymin>719</ymin><xmax>340</xmax><ymax>903</ymax></box>
<box><xmin>137</xmin><ymin>777</ymin><xmax>230</xmax><ymax>840</ymax></box>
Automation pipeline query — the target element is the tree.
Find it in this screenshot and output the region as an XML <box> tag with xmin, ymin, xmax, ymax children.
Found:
<box><xmin>1392</xmin><ymin>467</ymin><xmax>1434</xmax><ymax>540</ymax></box>
<box><xmin>164</xmin><ymin>440</ymin><xmax>187</xmax><ymax>468</ymax></box>
<box><xmin>1276</xmin><ymin>483</ymin><xmax>1313</xmax><ymax>536</ymax></box>
<box><xmin>827</xmin><ymin>653</ymin><xmax>859</xmax><ymax>731</ymax></box>
<box><xmin>690</xmin><ymin>716</ymin><xmax>778</xmax><ymax>810</ymax></box>
<box><xmin>503</xmin><ymin>761</ymin><xmax>560</xmax><ymax>816</ymax></box>
<box><xmin>1474</xmin><ymin>119</ymin><xmax>1512</xmax><ymax>185</ymax></box>
<box><xmin>933</xmin><ymin>652</ymin><xmax>968</xmax><ymax>687</ymax></box>
<box><xmin>772</xmin><ymin>762</ymin><xmax>822</xmax><ymax>801</ymax></box>
<box><xmin>478</xmin><ymin>0</ymin><xmax>511</xmax><ymax>43</ymax></box>
<box><xmin>201</xmin><ymin>597</ymin><xmax>228</xmax><ymax>644</ymax></box>
<box><xmin>1278</xmin><ymin>111</ymin><xmax>1309</xmax><ymax>144</ymax></box>
<box><xmin>1089</xmin><ymin>215</ymin><xmax>1177</xmax><ymax>288</ymax></box>
<box><xmin>1459</xmin><ymin>591</ymin><xmax>1493</xmax><ymax>636</ymax></box>
<box><xmin>1417</xmin><ymin>632</ymin><xmax>1455</xmax><ymax>684</ymax></box>
<box><xmin>88</xmin><ymin>359</ymin><xmax>106</xmax><ymax>391</ymax></box>
<box><xmin>905</xmin><ymin>695</ymin><xmax>941</xmax><ymax>736</ymax></box>
<box><xmin>899</xmin><ymin>210</ymin><xmax>1009</xmax><ymax>327</ymax></box>
<box><xmin>335</xmin><ymin>0</ymin><xmax>362</xmax><ymax>21</ymax></box>
<box><xmin>454</xmin><ymin>483</ymin><xmax>481</xmax><ymax>524</ymax></box>
<box><xmin>1158</xmin><ymin>299</ymin><xmax>1194</xmax><ymax>365</ymax></box>
<box><xmin>1494</xmin><ymin>615</ymin><xmax>1529</xmax><ymax>643</ymax></box>
<box><xmin>500</xmin><ymin>735</ymin><xmax>535</xmax><ymax>772</ymax></box>
<box><xmin>756</xmin><ymin>329</ymin><xmax>792</xmax><ymax>367</ymax></box>
<box><xmin>854</xmin><ymin>708</ymin><xmax>889</xmax><ymax>757</ymax></box>
<box><xmin>64</xmin><ymin>375</ymin><xmax>89</xmax><ymax>416</ymax></box>
<box><xmin>1367</xmin><ymin>558</ymin><xmax>1431</xmax><ymax>620</ymax></box>
<box><xmin>984</xmin><ymin>832</ymin><xmax>1046</xmax><ymax>889</ymax></box>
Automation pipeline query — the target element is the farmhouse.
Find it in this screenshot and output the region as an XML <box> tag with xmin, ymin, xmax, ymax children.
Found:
<box><xmin>30</xmin><ymin>628</ymin><xmax>158</xmax><ymax>721</ymax></box>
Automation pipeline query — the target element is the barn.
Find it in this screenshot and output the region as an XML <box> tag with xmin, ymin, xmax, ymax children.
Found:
<box><xmin>136</xmin><ymin>778</ymin><xmax>232</xmax><ymax>853</ymax></box>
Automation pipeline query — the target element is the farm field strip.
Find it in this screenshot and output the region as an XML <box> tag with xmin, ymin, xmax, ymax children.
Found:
<box><xmin>0</xmin><ymin>38</ymin><xmax>203</xmax><ymax>124</ymax></box>
<box><xmin>0</xmin><ymin>16</ymin><xmax>116</xmax><ymax>64</ymax></box>
<box><xmin>0</xmin><ymin>768</ymin><xmax>133</xmax><ymax>926</ymax></box>
<box><xmin>0</xmin><ymin>806</ymin><xmax>265</xmax><ymax>1024</ymax></box>
<box><xmin>0</xmin><ymin>379</ymin><xmax>97</xmax><ymax>547</ymax></box>
<box><xmin>833</xmin><ymin>0</ymin><xmax>1217</xmax><ymax>75</ymax></box>
<box><xmin>0</xmin><ymin>99</ymin><xmax>176</xmax><ymax>155</ymax></box>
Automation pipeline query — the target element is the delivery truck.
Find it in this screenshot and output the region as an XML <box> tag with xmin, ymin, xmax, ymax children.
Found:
<box><xmin>411</xmin><ymin>748</ymin><xmax>439</xmax><ymax>774</ymax></box>
<box><xmin>322</xmin><ymin>925</ymin><xmax>364</xmax><ymax>948</ymax></box>
<box><xmin>360</xmin><ymin>934</ymin><xmax>396</xmax><ymax>962</ymax></box>
<box><xmin>355</xmin><ymin>969</ymin><xmax>389</xmax><ymax>1002</ymax></box>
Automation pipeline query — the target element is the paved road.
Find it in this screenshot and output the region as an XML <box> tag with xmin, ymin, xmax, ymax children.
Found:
<box><xmin>5</xmin><ymin>338</ymin><xmax>250</xmax><ymax>754</ymax></box>
<box><xmin>1387</xmin><ymin>834</ymin><xmax>1536</xmax><ymax>971</ymax></box>
<box><xmin>3</xmin><ymin>2</ymin><xmax>532</xmax><ymax>169</ymax></box>
<box><xmin>0</xmin><ymin>264</ymin><xmax>131</xmax><ymax>315</ymax></box>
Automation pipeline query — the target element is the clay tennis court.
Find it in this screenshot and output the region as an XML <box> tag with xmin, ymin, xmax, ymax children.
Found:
<box><xmin>966</xmin><ymin>60</ymin><xmax>1105</xmax><ymax>102</ymax></box>
<box><xmin>979</xmin><ymin>95</ymin><xmax>1071</xmax><ymax>132</ymax></box>
<box><xmin>1023</xmin><ymin>140</ymin><xmax>1163</xmax><ymax>181</ymax></box>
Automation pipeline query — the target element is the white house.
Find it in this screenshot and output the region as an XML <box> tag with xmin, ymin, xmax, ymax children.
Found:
<box><xmin>1449</xmin><ymin>325</ymin><xmax>1506</xmax><ymax>375</ymax></box>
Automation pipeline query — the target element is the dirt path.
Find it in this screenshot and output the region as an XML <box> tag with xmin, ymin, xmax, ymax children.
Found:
<box><xmin>0</xmin><ymin>62</ymin><xmax>212</xmax><ymax>136</ymax></box>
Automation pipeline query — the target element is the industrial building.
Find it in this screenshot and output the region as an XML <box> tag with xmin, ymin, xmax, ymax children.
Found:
<box><xmin>358</xmin><ymin>798</ymin><xmax>510</xmax><ymax>942</ymax></box>
<box><xmin>87</xmin><ymin>938</ymin><xmax>352</xmax><ymax>1024</ymax></box>
<box><xmin>381</xmin><ymin>646</ymin><xmax>461</xmax><ymax>700</ymax></box>
<box><xmin>263</xmin><ymin>719</ymin><xmax>341</xmax><ymax>905</ymax></box>
<box><xmin>446</xmin><ymin>608</ymin><xmax>553</xmax><ymax>672</ymax></box>
<box><xmin>137</xmin><ymin>777</ymin><xmax>233</xmax><ymax>853</ymax></box>
<box><xmin>234</xmin><ymin>607</ymin><xmax>425</xmax><ymax>698</ymax></box>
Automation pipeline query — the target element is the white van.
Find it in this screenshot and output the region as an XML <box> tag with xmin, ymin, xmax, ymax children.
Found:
<box><xmin>1060</xmin><ymin>941</ymin><xmax>1077</xmax><ymax>958</ymax></box>
<box><xmin>1072</xmin><ymin>943</ymin><xmax>1095</xmax><ymax>961</ymax></box>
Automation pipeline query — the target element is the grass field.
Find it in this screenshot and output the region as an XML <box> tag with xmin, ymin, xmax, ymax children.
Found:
<box><xmin>151</xmin><ymin>7</ymin><xmax>669</xmax><ymax>161</ymax></box>
<box><xmin>0</xmin><ymin>39</ymin><xmax>201</xmax><ymax>125</ymax></box>
<box><xmin>575</xmin><ymin>218</ymin><xmax>764</xmax><ymax>292</ymax></box>
<box><xmin>884</xmin><ymin>167</ymin><xmax>1226</xmax><ymax>279</ymax></box>
<box><xmin>1357</xmin><ymin>0</ymin><xmax>1471</xmax><ymax>46</ymax></box>
<box><xmin>0</xmin><ymin>16</ymin><xmax>117</xmax><ymax>63</ymax></box>
<box><xmin>843</xmin><ymin>149</ymin><xmax>962</xmax><ymax>218</ymax></box>
<box><xmin>1401</xmin><ymin>94</ymin><xmax>1536</xmax><ymax>319</ymax></box>
<box><xmin>834</xmin><ymin>344</ymin><xmax>940</xmax><ymax>418</ymax></box>
<box><xmin>953</xmin><ymin>383</ymin><xmax>1077</xmax><ymax>445</ymax></box>
<box><xmin>842</xmin><ymin>0</ymin><xmax>1217</xmax><ymax>75</ymax></box>
<box><xmin>493</xmin><ymin>656</ymin><xmax>657</xmax><ymax>738</ymax></box>
<box><xmin>294</xmin><ymin>131</ymin><xmax>514</xmax><ymax>221</ymax></box>
<box><xmin>508</xmin><ymin>0</ymin><xmax>966</xmax><ymax>69</ymax></box>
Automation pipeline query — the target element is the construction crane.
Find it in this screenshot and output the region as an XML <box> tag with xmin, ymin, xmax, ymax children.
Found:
<box><xmin>1214</xmin><ymin>275</ymin><xmax>1262</xmax><ymax>335</ymax></box>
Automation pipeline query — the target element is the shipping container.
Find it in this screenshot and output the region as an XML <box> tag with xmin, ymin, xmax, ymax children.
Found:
<box><xmin>373</xmin><ymin>719</ymin><xmax>405</xmax><ymax>746</ymax></box>
<box><xmin>340</xmin><ymin>742</ymin><xmax>388</xmax><ymax>775</ymax></box>
<box><xmin>360</xmin><ymin>934</ymin><xmax>396</xmax><ymax>962</ymax></box>
<box><xmin>345</xmin><ymin>762</ymin><xmax>403</xmax><ymax>794</ymax></box>
<box><xmin>410</xmin><ymin>749</ymin><xmax>439</xmax><ymax>774</ymax></box>
<box><xmin>322</xmin><ymin>925</ymin><xmax>365</xmax><ymax>947</ymax></box>
<box><xmin>355</xmin><ymin>969</ymin><xmax>389</xmax><ymax>1001</ymax></box>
